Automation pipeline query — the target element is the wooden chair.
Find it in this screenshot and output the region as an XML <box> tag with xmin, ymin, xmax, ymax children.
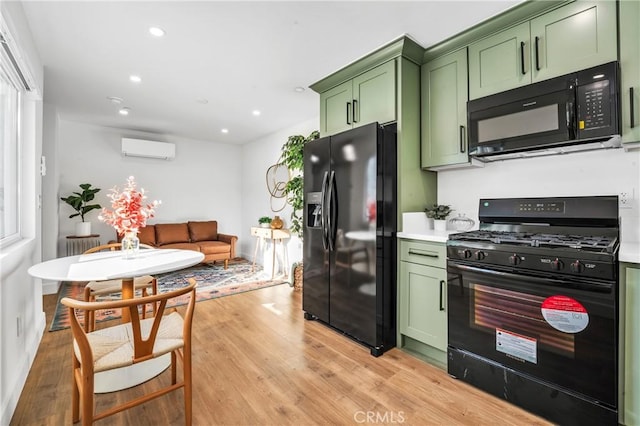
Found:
<box><xmin>60</xmin><ymin>278</ymin><xmax>197</xmax><ymax>426</ymax></box>
<box><xmin>83</xmin><ymin>243</ymin><xmax>158</xmax><ymax>332</ymax></box>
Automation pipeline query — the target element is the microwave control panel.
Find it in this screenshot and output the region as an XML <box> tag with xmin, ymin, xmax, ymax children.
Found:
<box><xmin>577</xmin><ymin>80</ymin><xmax>611</xmax><ymax>131</ymax></box>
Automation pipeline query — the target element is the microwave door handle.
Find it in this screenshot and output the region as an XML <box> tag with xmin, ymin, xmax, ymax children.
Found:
<box><xmin>567</xmin><ymin>98</ymin><xmax>576</xmax><ymax>139</ymax></box>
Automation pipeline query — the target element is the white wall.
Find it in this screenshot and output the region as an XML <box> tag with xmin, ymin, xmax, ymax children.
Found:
<box><xmin>240</xmin><ymin>118</ymin><xmax>319</xmax><ymax>273</ymax></box>
<box><xmin>437</xmin><ymin>148</ymin><xmax>640</xmax><ymax>243</ymax></box>
<box><xmin>55</xmin><ymin>120</ymin><xmax>244</xmax><ymax>257</ymax></box>
<box><xmin>0</xmin><ymin>2</ymin><xmax>45</xmax><ymax>424</ymax></box>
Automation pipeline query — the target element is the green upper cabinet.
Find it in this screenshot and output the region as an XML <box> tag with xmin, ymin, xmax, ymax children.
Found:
<box><xmin>620</xmin><ymin>0</ymin><xmax>640</xmax><ymax>145</ymax></box>
<box><xmin>530</xmin><ymin>0</ymin><xmax>617</xmax><ymax>82</ymax></box>
<box><xmin>318</xmin><ymin>61</ymin><xmax>396</xmax><ymax>136</ymax></box>
<box><xmin>469</xmin><ymin>22</ymin><xmax>531</xmax><ymax>100</ymax></box>
<box><xmin>421</xmin><ymin>48</ymin><xmax>469</xmax><ymax>168</ymax></box>
<box><xmin>468</xmin><ymin>0</ymin><xmax>617</xmax><ymax>100</ymax></box>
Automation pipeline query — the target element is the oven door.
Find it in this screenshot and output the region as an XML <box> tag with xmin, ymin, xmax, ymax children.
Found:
<box><xmin>447</xmin><ymin>260</ymin><xmax>617</xmax><ymax>407</ymax></box>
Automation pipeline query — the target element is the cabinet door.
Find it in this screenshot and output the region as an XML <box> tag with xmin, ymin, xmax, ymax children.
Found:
<box><xmin>421</xmin><ymin>49</ymin><xmax>469</xmax><ymax>168</ymax></box>
<box><xmin>625</xmin><ymin>265</ymin><xmax>640</xmax><ymax>426</ymax></box>
<box><xmin>319</xmin><ymin>80</ymin><xmax>352</xmax><ymax>136</ymax></box>
<box><xmin>469</xmin><ymin>22</ymin><xmax>531</xmax><ymax>100</ymax></box>
<box><xmin>399</xmin><ymin>261</ymin><xmax>447</xmax><ymax>351</ymax></box>
<box><xmin>353</xmin><ymin>60</ymin><xmax>396</xmax><ymax>128</ymax></box>
<box><xmin>620</xmin><ymin>0</ymin><xmax>640</xmax><ymax>145</ymax></box>
<box><xmin>530</xmin><ymin>0</ymin><xmax>617</xmax><ymax>83</ymax></box>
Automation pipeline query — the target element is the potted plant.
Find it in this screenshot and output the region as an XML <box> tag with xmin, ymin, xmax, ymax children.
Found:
<box><xmin>258</xmin><ymin>216</ymin><xmax>272</xmax><ymax>228</ymax></box>
<box><xmin>278</xmin><ymin>130</ymin><xmax>320</xmax><ymax>289</ymax></box>
<box><xmin>61</xmin><ymin>183</ymin><xmax>102</xmax><ymax>236</ymax></box>
<box><xmin>425</xmin><ymin>204</ymin><xmax>453</xmax><ymax>231</ymax></box>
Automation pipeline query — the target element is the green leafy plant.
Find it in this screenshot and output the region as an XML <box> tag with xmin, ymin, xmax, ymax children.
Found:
<box><xmin>60</xmin><ymin>183</ymin><xmax>102</xmax><ymax>222</ymax></box>
<box><xmin>278</xmin><ymin>130</ymin><xmax>320</xmax><ymax>238</ymax></box>
<box><xmin>258</xmin><ymin>216</ymin><xmax>272</xmax><ymax>224</ymax></box>
<box><xmin>425</xmin><ymin>204</ymin><xmax>453</xmax><ymax>220</ymax></box>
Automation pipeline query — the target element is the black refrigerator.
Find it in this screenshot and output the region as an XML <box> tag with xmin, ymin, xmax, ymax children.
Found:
<box><xmin>302</xmin><ymin>122</ymin><xmax>397</xmax><ymax>356</ymax></box>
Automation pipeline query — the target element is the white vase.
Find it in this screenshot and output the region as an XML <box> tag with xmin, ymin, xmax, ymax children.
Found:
<box><xmin>434</xmin><ymin>219</ymin><xmax>447</xmax><ymax>232</ymax></box>
<box><xmin>121</xmin><ymin>231</ymin><xmax>140</xmax><ymax>259</ymax></box>
<box><xmin>75</xmin><ymin>222</ymin><xmax>91</xmax><ymax>236</ymax></box>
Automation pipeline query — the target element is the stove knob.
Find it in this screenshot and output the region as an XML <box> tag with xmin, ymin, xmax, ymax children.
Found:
<box><xmin>570</xmin><ymin>260</ymin><xmax>584</xmax><ymax>273</ymax></box>
<box><xmin>509</xmin><ymin>254</ymin><xmax>521</xmax><ymax>265</ymax></box>
<box><xmin>550</xmin><ymin>258</ymin><xmax>564</xmax><ymax>271</ymax></box>
<box><xmin>474</xmin><ymin>251</ymin><xmax>486</xmax><ymax>260</ymax></box>
<box><xmin>462</xmin><ymin>249</ymin><xmax>472</xmax><ymax>259</ymax></box>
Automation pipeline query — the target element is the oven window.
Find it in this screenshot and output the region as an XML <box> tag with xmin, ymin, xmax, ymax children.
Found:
<box><xmin>472</xmin><ymin>284</ymin><xmax>575</xmax><ymax>358</ymax></box>
<box><xmin>477</xmin><ymin>104</ymin><xmax>559</xmax><ymax>143</ymax></box>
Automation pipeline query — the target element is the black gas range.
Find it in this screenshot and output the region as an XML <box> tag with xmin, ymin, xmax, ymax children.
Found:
<box><xmin>446</xmin><ymin>196</ymin><xmax>620</xmax><ymax>425</ymax></box>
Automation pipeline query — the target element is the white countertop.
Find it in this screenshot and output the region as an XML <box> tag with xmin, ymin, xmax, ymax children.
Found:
<box><xmin>620</xmin><ymin>242</ymin><xmax>640</xmax><ymax>264</ymax></box>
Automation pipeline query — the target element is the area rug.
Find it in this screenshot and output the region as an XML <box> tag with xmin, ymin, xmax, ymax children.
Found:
<box><xmin>50</xmin><ymin>258</ymin><xmax>289</xmax><ymax>331</ymax></box>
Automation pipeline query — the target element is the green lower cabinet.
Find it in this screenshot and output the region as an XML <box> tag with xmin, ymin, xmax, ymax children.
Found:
<box><xmin>398</xmin><ymin>239</ymin><xmax>447</xmax><ymax>367</ymax></box>
<box><xmin>623</xmin><ymin>263</ymin><xmax>640</xmax><ymax>425</ymax></box>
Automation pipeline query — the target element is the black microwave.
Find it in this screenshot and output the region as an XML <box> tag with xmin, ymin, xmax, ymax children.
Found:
<box><xmin>468</xmin><ymin>61</ymin><xmax>621</xmax><ymax>160</ymax></box>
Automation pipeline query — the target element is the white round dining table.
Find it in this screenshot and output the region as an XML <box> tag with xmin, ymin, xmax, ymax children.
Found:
<box><xmin>28</xmin><ymin>248</ymin><xmax>204</xmax><ymax>393</ymax></box>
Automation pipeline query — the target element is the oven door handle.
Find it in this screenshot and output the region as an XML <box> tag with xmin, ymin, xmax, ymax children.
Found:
<box><xmin>448</xmin><ymin>262</ymin><xmax>613</xmax><ymax>291</ymax></box>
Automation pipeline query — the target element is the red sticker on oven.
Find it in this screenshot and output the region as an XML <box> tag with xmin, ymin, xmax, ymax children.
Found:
<box><xmin>541</xmin><ymin>295</ymin><xmax>589</xmax><ymax>333</ymax></box>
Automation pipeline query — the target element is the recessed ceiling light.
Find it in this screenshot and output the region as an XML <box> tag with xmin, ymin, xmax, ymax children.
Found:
<box><xmin>129</xmin><ymin>75</ymin><xmax>142</xmax><ymax>83</ymax></box>
<box><xmin>149</xmin><ymin>27</ymin><xmax>165</xmax><ymax>37</ymax></box>
<box><xmin>252</xmin><ymin>110</ymin><xmax>261</xmax><ymax>116</ymax></box>
<box><xmin>221</xmin><ymin>128</ymin><xmax>229</xmax><ymax>134</ymax></box>
<box><xmin>119</xmin><ymin>107</ymin><xmax>131</xmax><ymax>116</ymax></box>
<box><xmin>107</xmin><ymin>96</ymin><xmax>123</xmax><ymax>104</ymax></box>
<box><xmin>294</xmin><ymin>86</ymin><xmax>305</xmax><ymax>93</ymax></box>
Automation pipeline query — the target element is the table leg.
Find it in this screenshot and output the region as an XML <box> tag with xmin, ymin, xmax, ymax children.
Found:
<box><xmin>282</xmin><ymin>239</ymin><xmax>289</xmax><ymax>278</ymax></box>
<box><xmin>252</xmin><ymin>237</ymin><xmax>261</xmax><ymax>272</ymax></box>
<box><xmin>271</xmin><ymin>239</ymin><xmax>277</xmax><ymax>280</ymax></box>
<box><xmin>121</xmin><ymin>277</ymin><xmax>134</xmax><ymax>323</ymax></box>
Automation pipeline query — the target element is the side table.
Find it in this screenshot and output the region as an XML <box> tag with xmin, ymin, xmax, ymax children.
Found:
<box><xmin>66</xmin><ymin>234</ymin><xmax>101</xmax><ymax>256</ymax></box>
<box><xmin>250</xmin><ymin>227</ymin><xmax>290</xmax><ymax>280</ymax></box>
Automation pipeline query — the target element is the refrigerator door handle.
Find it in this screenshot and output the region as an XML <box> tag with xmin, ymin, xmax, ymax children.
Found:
<box><xmin>327</xmin><ymin>170</ymin><xmax>336</xmax><ymax>251</ymax></box>
<box><xmin>321</xmin><ymin>171</ymin><xmax>329</xmax><ymax>250</ymax></box>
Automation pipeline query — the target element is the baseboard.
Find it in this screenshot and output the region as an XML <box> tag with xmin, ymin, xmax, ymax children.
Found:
<box><xmin>1</xmin><ymin>311</ymin><xmax>45</xmax><ymax>425</ymax></box>
<box><xmin>42</xmin><ymin>279</ymin><xmax>60</xmax><ymax>295</ymax></box>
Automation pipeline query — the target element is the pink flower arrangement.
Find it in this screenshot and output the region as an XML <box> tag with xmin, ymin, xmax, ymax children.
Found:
<box><xmin>99</xmin><ymin>176</ymin><xmax>160</xmax><ymax>236</ymax></box>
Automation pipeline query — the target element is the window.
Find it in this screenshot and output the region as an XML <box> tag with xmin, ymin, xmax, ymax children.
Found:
<box><xmin>0</xmin><ymin>33</ymin><xmax>26</xmax><ymax>245</ymax></box>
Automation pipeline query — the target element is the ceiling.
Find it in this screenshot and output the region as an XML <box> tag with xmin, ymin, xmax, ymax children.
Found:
<box><xmin>20</xmin><ymin>0</ymin><xmax>523</xmax><ymax>145</ymax></box>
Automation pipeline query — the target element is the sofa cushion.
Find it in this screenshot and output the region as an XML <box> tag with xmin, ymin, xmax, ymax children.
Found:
<box><xmin>138</xmin><ymin>225</ymin><xmax>156</xmax><ymax>246</ymax></box>
<box><xmin>196</xmin><ymin>241</ymin><xmax>231</xmax><ymax>255</ymax></box>
<box><xmin>155</xmin><ymin>223</ymin><xmax>190</xmax><ymax>246</ymax></box>
<box><xmin>159</xmin><ymin>242</ymin><xmax>200</xmax><ymax>251</ymax></box>
<box><xmin>188</xmin><ymin>221</ymin><xmax>218</xmax><ymax>242</ymax></box>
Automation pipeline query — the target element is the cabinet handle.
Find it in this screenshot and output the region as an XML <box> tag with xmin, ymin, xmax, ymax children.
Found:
<box><xmin>408</xmin><ymin>249</ymin><xmax>438</xmax><ymax>258</ymax></box>
<box><xmin>439</xmin><ymin>280</ymin><xmax>445</xmax><ymax>311</ymax></box>
<box><xmin>631</xmin><ymin>87</ymin><xmax>636</xmax><ymax>129</ymax></box>
<box><xmin>520</xmin><ymin>41</ymin><xmax>526</xmax><ymax>75</ymax></box>
<box><xmin>459</xmin><ymin>125</ymin><xmax>466</xmax><ymax>153</ymax></box>
<box><xmin>352</xmin><ymin>99</ymin><xmax>358</xmax><ymax>123</ymax></box>
<box><xmin>346</xmin><ymin>102</ymin><xmax>351</xmax><ymax>125</ymax></box>
<box><xmin>534</xmin><ymin>36</ymin><xmax>540</xmax><ymax>71</ymax></box>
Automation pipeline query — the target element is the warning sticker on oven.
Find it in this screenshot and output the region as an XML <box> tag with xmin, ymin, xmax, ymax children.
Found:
<box><xmin>496</xmin><ymin>328</ymin><xmax>537</xmax><ymax>364</ymax></box>
<box><xmin>541</xmin><ymin>295</ymin><xmax>589</xmax><ymax>333</ymax></box>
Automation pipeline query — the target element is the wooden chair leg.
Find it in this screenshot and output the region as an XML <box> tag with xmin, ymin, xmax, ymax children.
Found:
<box><xmin>72</xmin><ymin>356</ymin><xmax>80</xmax><ymax>423</ymax></box>
<box><xmin>171</xmin><ymin>351</ymin><xmax>177</xmax><ymax>385</ymax></box>
<box><xmin>224</xmin><ymin>259</ymin><xmax>228</xmax><ymax>269</ymax></box>
<box><xmin>183</xmin><ymin>347</ymin><xmax>192</xmax><ymax>425</ymax></box>
<box><xmin>81</xmin><ymin>363</ymin><xmax>95</xmax><ymax>426</ymax></box>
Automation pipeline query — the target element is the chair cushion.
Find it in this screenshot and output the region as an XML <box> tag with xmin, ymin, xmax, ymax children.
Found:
<box><xmin>196</xmin><ymin>241</ymin><xmax>231</xmax><ymax>255</ymax></box>
<box><xmin>75</xmin><ymin>312</ymin><xmax>184</xmax><ymax>373</ymax></box>
<box><xmin>155</xmin><ymin>223</ymin><xmax>190</xmax><ymax>246</ymax></box>
<box><xmin>188</xmin><ymin>221</ymin><xmax>218</xmax><ymax>242</ymax></box>
<box><xmin>138</xmin><ymin>225</ymin><xmax>156</xmax><ymax>246</ymax></box>
<box><xmin>86</xmin><ymin>275</ymin><xmax>155</xmax><ymax>297</ymax></box>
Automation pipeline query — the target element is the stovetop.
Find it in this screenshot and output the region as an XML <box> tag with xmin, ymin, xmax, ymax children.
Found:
<box><xmin>449</xmin><ymin>230</ymin><xmax>618</xmax><ymax>254</ymax></box>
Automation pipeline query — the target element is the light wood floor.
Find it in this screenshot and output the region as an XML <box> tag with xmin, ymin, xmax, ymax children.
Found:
<box><xmin>11</xmin><ymin>284</ymin><xmax>551</xmax><ymax>425</ymax></box>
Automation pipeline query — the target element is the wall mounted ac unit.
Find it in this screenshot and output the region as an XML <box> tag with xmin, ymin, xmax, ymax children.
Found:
<box><xmin>121</xmin><ymin>138</ymin><xmax>175</xmax><ymax>160</ymax></box>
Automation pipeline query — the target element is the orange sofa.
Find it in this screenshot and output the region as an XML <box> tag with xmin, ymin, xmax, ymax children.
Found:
<box><xmin>123</xmin><ymin>221</ymin><xmax>237</xmax><ymax>268</ymax></box>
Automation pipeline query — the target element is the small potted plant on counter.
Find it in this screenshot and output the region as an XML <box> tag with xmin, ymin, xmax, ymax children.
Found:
<box><xmin>258</xmin><ymin>216</ymin><xmax>272</xmax><ymax>228</ymax></box>
<box><xmin>425</xmin><ymin>204</ymin><xmax>453</xmax><ymax>231</ymax></box>
<box><xmin>61</xmin><ymin>183</ymin><xmax>102</xmax><ymax>236</ymax></box>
